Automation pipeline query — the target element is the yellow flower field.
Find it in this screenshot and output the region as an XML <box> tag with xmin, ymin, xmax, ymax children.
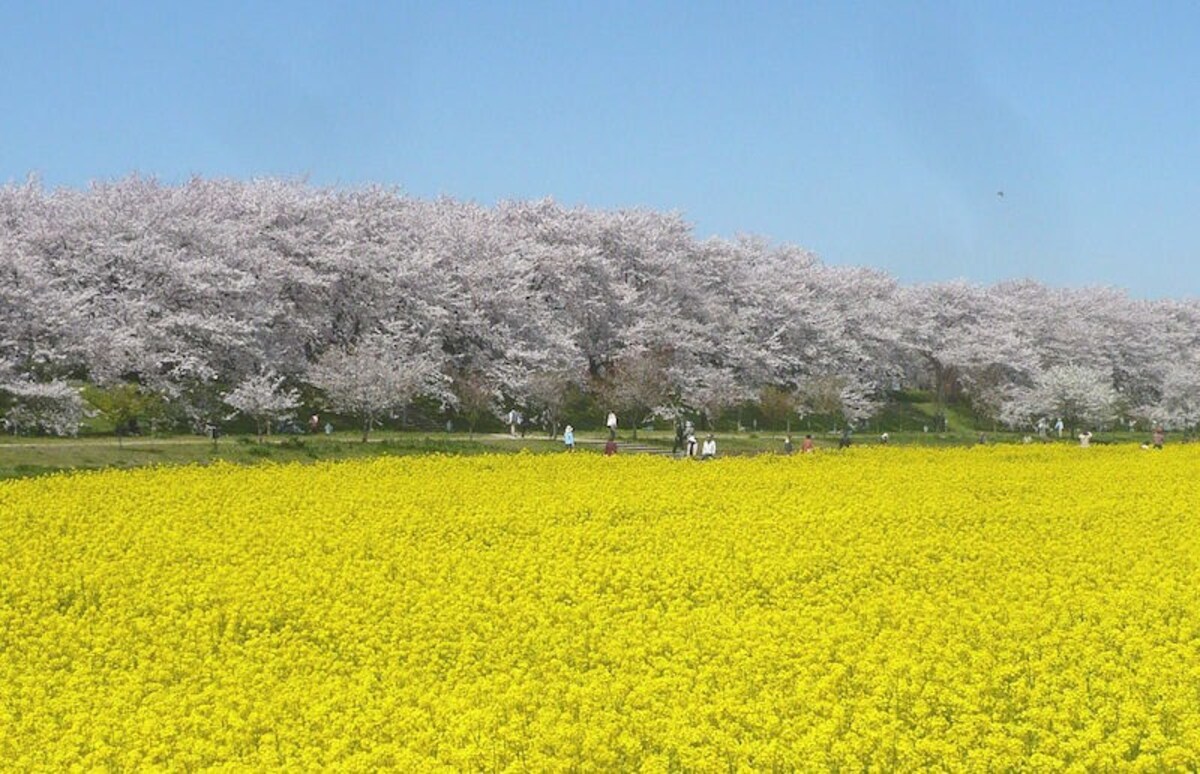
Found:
<box><xmin>2</xmin><ymin>447</ymin><xmax>1199</xmax><ymax>769</ymax></box>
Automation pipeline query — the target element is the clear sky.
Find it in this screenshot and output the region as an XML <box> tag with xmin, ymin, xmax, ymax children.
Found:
<box><xmin>2</xmin><ymin>1</ymin><xmax>1197</xmax><ymax>297</ymax></box>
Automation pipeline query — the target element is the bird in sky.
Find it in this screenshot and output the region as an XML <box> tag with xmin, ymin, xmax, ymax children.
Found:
<box><xmin>997</xmin><ymin>191</ymin><xmax>1004</xmax><ymax>198</ymax></box>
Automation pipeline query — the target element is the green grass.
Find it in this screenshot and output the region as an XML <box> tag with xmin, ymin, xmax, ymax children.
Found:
<box><xmin>0</xmin><ymin>431</ymin><xmax>573</xmax><ymax>481</ymax></box>
<box><xmin>0</xmin><ymin>425</ymin><xmax>1179</xmax><ymax>481</ymax></box>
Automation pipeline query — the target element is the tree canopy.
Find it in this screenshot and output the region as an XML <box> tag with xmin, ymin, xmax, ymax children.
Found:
<box><xmin>3</xmin><ymin>176</ymin><xmax>1198</xmax><ymax>435</ymax></box>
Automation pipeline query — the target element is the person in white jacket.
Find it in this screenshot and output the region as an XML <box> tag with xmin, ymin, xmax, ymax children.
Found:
<box><xmin>701</xmin><ymin>434</ymin><xmax>716</xmax><ymax>460</ymax></box>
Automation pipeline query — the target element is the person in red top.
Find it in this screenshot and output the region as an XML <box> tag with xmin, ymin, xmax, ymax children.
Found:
<box><xmin>801</xmin><ymin>434</ymin><xmax>815</xmax><ymax>453</ymax></box>
<box><xmin>1153</xmin><ymin>426</ymin><xmax>1165</xmax><ymax>449</ymax></box>
<box><xmin>604</xmin><ymin>439</ymin><xmax>617</xmax><ymax>456</ymax></box>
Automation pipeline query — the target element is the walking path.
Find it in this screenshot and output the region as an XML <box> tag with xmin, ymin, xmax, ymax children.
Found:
<box><xmin>488</xmin><ymin>434</ymin><xmax>675</xmax><ymax>456</ymax></box>
<box><xmin>575</xmin><ymin>437</ymin><xmax>675</xmax><ymax>456</ymax></box>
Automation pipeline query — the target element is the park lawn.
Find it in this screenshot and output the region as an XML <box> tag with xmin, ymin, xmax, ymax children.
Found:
<box><xmin>0</xmin><ymin>427</ymin><xmax>1169</xmax><ymax>481</ymax></box>
<box><xmin>0</xmin><ymin>433</ymin><xmax>559</xmax><ymax>481</ymax></box>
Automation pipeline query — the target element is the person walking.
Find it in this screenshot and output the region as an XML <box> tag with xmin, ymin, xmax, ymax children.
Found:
<box><xmin>1055</xmin><ymin>418</ymin><xmax>1064</xmax><ymax>438</ymax></box>
<box><xmin>1153</xmin><ymin>426</ymin><xmax>1165</xmax><ymax>449</ymax></box>
<box><xmin>606</xmin><ymin>411</ymin><xmax>618</xmax><ymax>440</ymax></box>
<box><xmin>685</xmin><ymin>432</ymin><xmax>698</xmax><ymax>458</ymax></box>
<box><xmin>563</xmin><ymin>424</ymin><xmax>575</xmax><ymax>452</ymax></box>
<box><xmin>672</xmin><ymin>420</ymin><xmax>685</xmax><ymax>455</ymax></box>
<box><xmin>506</xmin><ymin>409</ymin><xmax>520</xmax><ymax>437</ymax></box>
<box><xmin>783</xmin><ymin>435</ymin><xmax>794</xmax><ymax>455</ymax></box>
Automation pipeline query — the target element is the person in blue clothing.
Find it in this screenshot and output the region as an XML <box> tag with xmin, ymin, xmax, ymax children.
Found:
<box><xmin>563</xmin><ymin>424</ymin><xmax>575</xmax><ymax>452</ymax></box>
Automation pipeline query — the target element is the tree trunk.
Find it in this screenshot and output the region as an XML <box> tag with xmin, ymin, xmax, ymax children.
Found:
<box><xmin>361</xmin><ymin>415</ymin><xmax>370</xmax><ymax>443</ymax></box>
<box><xmin>933</xmin><ymin>359</ymin><xmax>945</xmax><ymax>413</ymax></box>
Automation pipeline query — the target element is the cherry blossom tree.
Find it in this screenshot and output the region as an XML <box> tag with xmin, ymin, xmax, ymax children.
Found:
<box><xmin>798</xmin><ymin>374</ymin><xmax>879</xmax><ymax>429</ymax></box>
<box><xmin>3</xmin><ymin>173</ymin><xmax>1198</xmax><ymax>443</ymax></box>
<box><xmin>604</xmin><ymin>350</ymin><xmax>673</xmax><ymax>439</ymax></box>
<box><xmin>307</xmin><ymin>327</ymin><xmax>446</xmax><ymax>442</ymax></box>
<box><xmin>223</xmin><ymin>371</ymin><xmax>301</xmax><ymax>442</ymax></box>
<box><xmin>1001</xmin><ymin>365</ymin><xmax>1119</xmax><ymax>432</ymax></box>
<box><xmin>449</xmin><ymin>369</ymin><xmax>496</xmax><ymax>438</ymax></box>
<box><xmin>1</xmin><ymin>380</ymin><xmax>88</xmax><ymax>436</ymax></box>
<box><xmin>1147</xmin><ymin>361</ymin><xmax>1200</xmax><ymax>433</ymax></box>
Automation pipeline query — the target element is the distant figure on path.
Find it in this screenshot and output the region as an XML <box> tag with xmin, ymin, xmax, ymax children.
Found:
<box><xmin>606</xmin><ymin>411</ymin><xmax>618</xmax><ymax>440</ymax></box>
<box><xmin>1055</xmin><ymin>418</ymin><xmax>1064</xmax><ymax>438</ymax></box>
<box><xmin>686</xmin><ymin>432</ymin><xmax>698</xmax><ymax>458</ymax></box>
<box><xmin>1153</xmin><ymin>426</ymin><xmax>1165</xmax><ymax>449</ymax></box>
<box><xmin>701</xmin><ymin>435</ymin><xmax>716</xmax><ymax>460</ymax></box>
<box><xmin>783</xmin><ymin>435</ymin><xmax>794</xmax><ymax>455</ymax></box>
<box><xmin>802</xmin><ymin>434</ymin><xmax>815</xmax><ymax>453</ymax></box>
<box><xmin>604</xmin><ymin>438</ymin><xmax>618</xmax><ymax>456</ymax></box>
<box><xmin>506</xmin><ymin>409</ymin><xmax>520</xmax><ymax>437</ymax></box>
<box><xmin>1036</xmin><ymin>417</ymin><xmax>1048</xmax><ymax>438</ymax></box>
<box><xmin>672</xmin><ymin>421</ymin><xmax>685</xmax><ymax>455</ymax></box>
<box><xmin>879</xmin><ymin>432</ymin><xmax>889</xmax><ymax>445</ymax></box>
<box><xmin>563</xmin><ymin>424</ymin><xmax>575</xmax><ymax>452</ymax></box>
<box><xmin>838</xmin><ymin>427</ymin><xmax>852</xmax><ymax>449</ymax></box>
<box><xmin>324</xmin><ymin>422</ymin><xmax>333</xmax><ymax>435</ymax></box>
<box><xmin>1078</xmin><ymin>430</ymin><xmax>1093</xmax><ymax>448</ymax></box>
<box><xmin>309</xmin><ymin>414</ymin><xmax>320</xmax><ymax>434</ymax></box>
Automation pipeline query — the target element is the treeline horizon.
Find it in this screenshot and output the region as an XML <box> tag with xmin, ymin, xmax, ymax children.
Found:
<box><xmin>2</xmin><ymin>175</ymin><xmax>1199</xmax><ymax>437</ymax></box>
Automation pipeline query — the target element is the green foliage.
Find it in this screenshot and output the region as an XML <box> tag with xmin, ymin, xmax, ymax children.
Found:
<box><xmin>82</xmin><ymin>383</ymin><xmax>166</xmax><ymax>437</ymax></box>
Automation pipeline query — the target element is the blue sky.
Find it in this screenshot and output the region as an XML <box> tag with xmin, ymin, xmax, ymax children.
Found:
<box><xmin>2</xmin><ymin>1</ymin><xmax>1197</xmax><ymax>297</ymax></box>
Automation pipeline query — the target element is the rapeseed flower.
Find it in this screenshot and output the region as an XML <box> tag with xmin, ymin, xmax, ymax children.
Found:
<box><xmin>1</xmin><ymin>447</ymin><xmax>1198</xmax><ymax>768</ymax></box>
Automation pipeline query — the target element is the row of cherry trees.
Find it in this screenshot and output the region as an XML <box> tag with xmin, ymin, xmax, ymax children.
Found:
<box><xmin>2</xmin><ymin>176</ymin><xmax>1199</xmax><ymax>437</ymax></box>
